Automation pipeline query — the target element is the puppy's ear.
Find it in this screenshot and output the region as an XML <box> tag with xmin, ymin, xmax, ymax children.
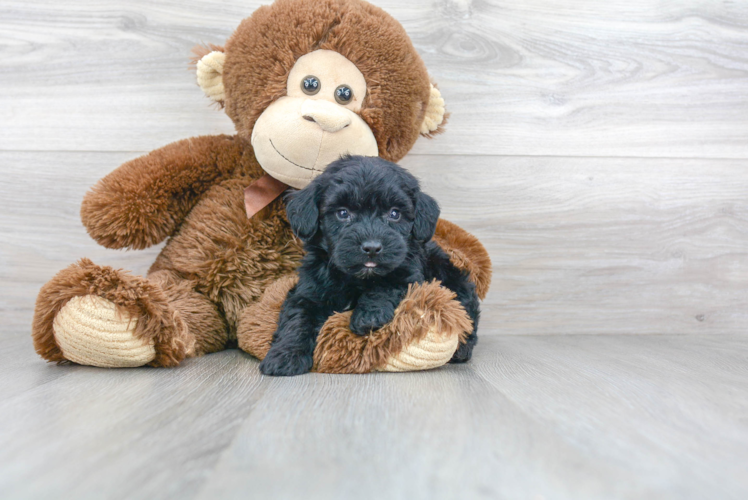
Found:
<box><xmin>412</xmin><ymin>191</ymin><xmax>440</xmax><ymax>242</ymax></box>
<box><xmin>286</xmin><ymin>185</ymin><xmax>320</xmax><ymax>241</ymax></box>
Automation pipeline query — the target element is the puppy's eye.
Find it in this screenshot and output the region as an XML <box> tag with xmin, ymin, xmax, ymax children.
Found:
<box><xmin>334</xmin><ymin>85</ymin><xmax>353</xmax><ymax>104</ymax></box>
<box><xmin>301</xmin><ymin>76</ymin><xmax>321</xmax><ymax>95</ymax></box>
<box><xmin>336</xmin><ymin>209</ymin><xmax>351</xmax><ymax>220</ymax></box>
<box><xmin>388</xmin><ymin>209</ymin><xmax>401</xmax><ymax>221</ymax></box>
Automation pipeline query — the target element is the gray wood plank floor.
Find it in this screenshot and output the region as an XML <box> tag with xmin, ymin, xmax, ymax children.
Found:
<box><xmin>1</xmin><ymin>0</ymin><xmax>747</xmax><ymax>498</ymax></box>
<box><xmin>1</xmin><ymin>333</ymin><xmax>747</xmax><ymax>499</ymax></box>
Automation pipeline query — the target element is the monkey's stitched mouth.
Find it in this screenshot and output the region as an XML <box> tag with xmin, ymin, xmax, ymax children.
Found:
<box><xmin>269</xmin><ymin>139</ymin><xmax>314</xmax><ymax>172</ymax></box>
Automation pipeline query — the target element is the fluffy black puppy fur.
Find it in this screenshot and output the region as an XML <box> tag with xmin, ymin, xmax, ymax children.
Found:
<box><xmin>259</xmin><ymin>156</ymin><xmax>480</xmax><ymax>376</ymax></box>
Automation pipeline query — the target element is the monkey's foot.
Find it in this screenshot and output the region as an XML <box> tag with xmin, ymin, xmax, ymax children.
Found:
<box><xmin>53</xmin><ymin>295</ymin><xmax>155</xmax><ymax>368</ymax></box>
<box><xmin>32</xmin><ymin>259</ymin><xmax>192</xmax><ymax>368</ymax></box>
<box><xmin>377</xmin><ymin>326</ymin><xmax>461</xmax><ymax>372</ymax></box>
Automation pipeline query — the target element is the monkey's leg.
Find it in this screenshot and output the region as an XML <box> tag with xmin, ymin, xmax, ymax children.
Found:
<box><xmin>32</xmin><ymin>259</ymin><xmax>226</xmax><ymax>368</ymax></box>
<box><xmin>148</xmin><ymin>270</ymin><xmax>229</xmax><ymax>356</ymax></box>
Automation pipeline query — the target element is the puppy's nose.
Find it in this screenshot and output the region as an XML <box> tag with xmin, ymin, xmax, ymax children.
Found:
<box><xmin>361</xmin><ymin>240</ymin><xmax>383</xmax><ymax>257</ymax></box>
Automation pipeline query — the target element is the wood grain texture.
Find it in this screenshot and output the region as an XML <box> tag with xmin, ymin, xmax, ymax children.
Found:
<box><xmin>400</xmin><ymin>154</ymin><xmax>748</xmax><ymax>334</ymax></box>
<box><xmin>3</xmin><ymin>151</ymin><xmax>745</xmax><ymax>335</ymax></box>
<box><xmin>1</xmin><ymin>0</ymin><xmax>748</xmax><ymax>157</ymax></box>
<box><xmin>1</xmin><ymin>334</ymin><xmax>746</xmax><ymax>499</ymax></box>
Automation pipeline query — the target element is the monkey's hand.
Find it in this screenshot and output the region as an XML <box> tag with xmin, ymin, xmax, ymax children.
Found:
<box><xmin>81</xmin><ymin>135</ymin><xmax>245</xmax><ymax>250</ymax></box>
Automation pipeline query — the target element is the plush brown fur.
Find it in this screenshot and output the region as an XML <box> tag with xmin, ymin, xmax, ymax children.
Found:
<box><xmin>433</xmin><ymin>219</ymin><xmax>493</xmax><ymax>300</ymax></box>
<box><xmin>236</xmin><ymin>274</ymin><xmax>299</xmax><ymax>359</ymax></box>
<box><xmin>32</xmin><ymin>0</ymin><xmax>492</xmax><ymax>372</ymax></box>
<box><xmin>149</xmin><ymin>270</ymin><xmax>228</xmax><ymax>355</ymax></box>
<box><xmin>81</xmin><ymin>135</ymin><xmax>249</xmax><ymax>250</ymax></box>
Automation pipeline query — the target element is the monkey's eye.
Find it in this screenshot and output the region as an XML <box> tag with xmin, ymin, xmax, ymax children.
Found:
<box><xmin>388</xmin><ymin>209</ymin><xmax>401</xmax><ymax>221</ymax></box>
<box><xmin>334</xmin><ymin>85</ymin><xmax>353</xmax><ymax>104</ymax></box>
<box><xmin>301</xmin><ymin>76</ymin><xmax>321</xmax><ymax>95</ymax></box>
<box><xmin>336</xmin><ymin>208</ymin><xmax>351</xmax><ymax>220</ymax></box>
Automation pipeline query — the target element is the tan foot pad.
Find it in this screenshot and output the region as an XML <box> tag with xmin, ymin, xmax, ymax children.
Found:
<box><xmin>53</xmin><ymin>295</ymin><xmax>156</xmax><ymax>368</ymax></box>
<box><xmin>378</xmin><ymin>327</ymin><xmax>459</xmax><ymax>372</ymax></box>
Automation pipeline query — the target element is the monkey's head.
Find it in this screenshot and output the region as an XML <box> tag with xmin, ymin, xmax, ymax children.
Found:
<box><xmin>194</xmin><ymin>0</ymin><xmax>446</xmax><ymax>188</ymax></box>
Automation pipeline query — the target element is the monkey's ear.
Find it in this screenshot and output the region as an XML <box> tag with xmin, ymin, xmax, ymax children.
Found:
<box><xmin>419</xmin><ymin>84</ymin><xmax>447</xmax><ymax>137</ymax></box>
<box><xmin>196</xmin><ymin>49</ymin><xmax>226</xmax><ymax>104</ymax></box>
<box><xmin>412</xmin><ymin>191</ymin><xmax>441</xmax><ymax>242</ymax></box>
<box><xmin>285</xmin><ymin>186</ymin><xmax>320</xmax><ymax>241</ymax></box>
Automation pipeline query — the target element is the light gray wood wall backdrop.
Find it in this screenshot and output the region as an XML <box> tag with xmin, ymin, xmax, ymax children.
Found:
<box><xmin>1</xmin><ymin>0</ymin><xmax>747</xmax><ymax>335</ymax></box>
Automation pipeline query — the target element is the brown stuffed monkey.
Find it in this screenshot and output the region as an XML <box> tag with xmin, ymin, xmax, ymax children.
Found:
<box><xmin>32</xmin><ymin>0</ymin><xmax>492</xmax><ymax>373</ymax></box>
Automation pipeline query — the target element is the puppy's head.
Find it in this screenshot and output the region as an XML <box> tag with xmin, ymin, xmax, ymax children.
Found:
<box><xmin>286</xmin><ymin>155</ymin><xmax>440</xmax><ymax>278</ymax></box>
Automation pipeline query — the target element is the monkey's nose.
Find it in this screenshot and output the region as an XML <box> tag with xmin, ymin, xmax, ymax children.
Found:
<box><xmin>301</xmin><ymin>99</ymin><xmax>352</xmax><ymax>133</ymax></box>
<box><xmin>361</xmin><ymin>240</ymin><xmax>383</xmax><ymax>257</ymax></box>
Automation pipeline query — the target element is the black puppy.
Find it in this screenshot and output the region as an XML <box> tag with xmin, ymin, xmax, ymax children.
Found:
<box><xmin>259</xmin><ymin>156</ymin><xmax>479</xmax><ymax>376</ymax></box>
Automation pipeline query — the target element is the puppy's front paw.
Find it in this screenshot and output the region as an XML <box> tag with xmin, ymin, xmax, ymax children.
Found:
<box><xmin>350</xmin><ymin>305</ymin><xmax>395</xmax><ymax>336</ymax></box>
<box><xmin>259</xmin><ymin>345</ymin><xmax>313</xmax><ymax>376</ymax></box>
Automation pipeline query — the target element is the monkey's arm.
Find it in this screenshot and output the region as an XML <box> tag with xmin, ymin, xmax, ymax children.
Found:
<box><xmin>431</xmin><ymin>218</ymin><xmax>493</xmax><ymax>300</ymax></box>
<box><xmin>81</xmin><ymin>134</ymin><xmax>251</xmax><ymax>250</ymax></box>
